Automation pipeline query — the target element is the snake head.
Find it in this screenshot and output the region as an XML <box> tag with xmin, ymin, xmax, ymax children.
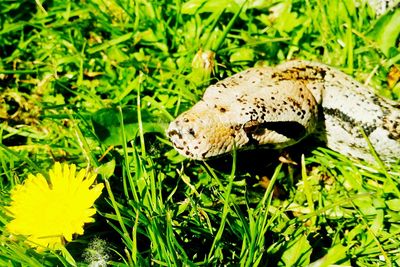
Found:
<box><xmin>167</xmin><ymin>66</ymin><xmax>320</xmax><ymax>160</ymax></box>
<box><xmin>167</xmin><ymin>101</ymin><xmax>249</xmax><ymax>160</ymax></box>
<box><xmin>167</xmin><ymin>101</ymin><xmax>307</xmax><ymax>160</ymax></box>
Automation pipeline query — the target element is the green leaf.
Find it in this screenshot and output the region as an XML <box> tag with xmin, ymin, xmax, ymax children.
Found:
<box><xmin>91</xmin><ymin>107</ymin><xmax>166</xmax><ymax>146</ymax></box>
<box><xmin>106</xmin><ymin>46</ymin><xmax>129</xmax><ymax>63</ymax></box>
<box><xmin>281</xmin><ymin>233</ymin><xmax>312</xmax><ymax>266</ymax></box>
<box><xmin>386</xmin><ymin>199</ymin><xmax>400</xmax><ymax>212</ymax></box>
<box><xmin>96</xmin><ymin>159</ymin><xmax>116</xmax><ymax>180</ymax></box>
<box><xmin>269</xmin><ymin>2</ymin><xmax>306</xmax><ymax>33</ymax></box>
<box><xmin>230</xmin><ymin>47</ymin><xmax>254</xmax><ymax>62</ymax></box>
<box><xmin>367</xmin><ymin>8</ymin><xmax>400</xmax><ymax>57</ymax></box>
<box><xmin>59</xmin><ymin>246</ymin><xmax>76</xmax><ymax>267</ymax></box>
<box><xmin>182</xmin><ymin>0</ymin><xmax>239</xmax><ymax>14</ymax></box>
<box><xmin>308</xmin><ymin>243</ymin><xmax>351</xmax><ymax>267</ymax></box>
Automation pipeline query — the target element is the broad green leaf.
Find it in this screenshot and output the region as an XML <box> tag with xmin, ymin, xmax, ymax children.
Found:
<box><xmin>96</xmin><ymin>159</ymin><xmax>116</xmax><ymax>180</ymax></box>
<box><xmin>386</xmin><ymin>199</ymin><xmax>400</xmax><ymax>212</ymax></box>
<box><xmin>367</xmin><ymin>8</ymin><xmax>400</xmax><ymax>57</ymax></box>
<box><xmin>91</xmin><ymin>107</ymin><xmax>166</xmax><ymax>146</ymax></box>
<box><xmin>308</xmin><ymin>243</ymin><xmax>351</xmax><ymax>267</ymax></box>
<box><xmin>230</xmin><ymin>47</ymin><xmax>254</xmax><ymax>62</ymax></box>
<box><xmin>281</xmin><ymin>233</ymin><xmax>311</xmax><ymax>266</ymax></box>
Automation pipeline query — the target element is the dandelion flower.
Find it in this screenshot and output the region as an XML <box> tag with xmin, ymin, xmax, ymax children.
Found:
<box><xmin>6</xmin><ymin>162</ymin><xmax>104</xmax><ymax>250</ymax></box>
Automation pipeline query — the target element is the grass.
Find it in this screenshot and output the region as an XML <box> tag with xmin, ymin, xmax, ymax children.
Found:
<box><xmin>1</xmin><ymin>0</ymin><xmax>400</xmax><ymax>266</ymax></box>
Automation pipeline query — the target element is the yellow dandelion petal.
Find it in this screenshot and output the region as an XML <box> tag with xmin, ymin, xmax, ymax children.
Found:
<box><xmin>76</xmin><ymin>168</ymin><xmax>87</xmax><ymax>181</ymax></box>
<box><xmin>6</xmin><ymin>162</ymin><xmax>104</xmax><ymax>250</ymax></box>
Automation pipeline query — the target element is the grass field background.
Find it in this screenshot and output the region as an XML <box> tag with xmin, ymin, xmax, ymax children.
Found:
<box><xmin>1</xmin><ymin>0</ymin><xmax>400</xmax><ymax>266</ymax></box>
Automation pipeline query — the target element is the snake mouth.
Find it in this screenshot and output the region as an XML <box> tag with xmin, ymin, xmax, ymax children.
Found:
<box><xmin>167</xmin><ymin>122</ymin><xmax>214</xmax><ymax>160</ymax></box>
<box><xmin>167</xmin><ymin>129</ymin><xmax>182</xmax><ymax>139</ymax></box>
<box><xmin>167</xmin><ymin>129</ymin><xmax>185</xmax><ymax>150</ymax></box>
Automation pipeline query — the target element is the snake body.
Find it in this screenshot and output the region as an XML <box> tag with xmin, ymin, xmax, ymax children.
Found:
<box><xmin>168</xmin><ymin>60</ymin><xmax>400</xmax><ymax>162</ymax></box>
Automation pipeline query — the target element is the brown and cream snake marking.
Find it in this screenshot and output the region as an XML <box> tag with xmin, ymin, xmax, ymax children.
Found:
<box><xmin>168</xmin><ymin>60</ymin><xmax>400</xmax><ymax>163</ymax></box>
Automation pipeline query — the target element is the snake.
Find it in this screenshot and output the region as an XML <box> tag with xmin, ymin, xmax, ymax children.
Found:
<box><xmin>167</xmin><ymin>60</ymin><xmax>400</xmax><ymax>163</ymax></box>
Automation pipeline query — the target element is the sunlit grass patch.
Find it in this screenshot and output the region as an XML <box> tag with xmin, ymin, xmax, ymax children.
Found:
<box><xmin>1</xmin><ymin>0</ymin><xmax>399</xmax><ymax>265</ymax></box>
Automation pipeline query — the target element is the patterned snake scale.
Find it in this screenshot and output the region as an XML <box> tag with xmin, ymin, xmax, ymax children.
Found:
<box><xmin>168</xmin><ymin>60</ymin><xmax>400</xmax><ymax>163</ymax></box>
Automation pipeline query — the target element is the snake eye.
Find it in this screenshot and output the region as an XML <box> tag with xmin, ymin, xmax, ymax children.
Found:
<box><xmin>188</xmin><ymin>128</ymin><xmax>196</xmax><ymax>137</ymax></box>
